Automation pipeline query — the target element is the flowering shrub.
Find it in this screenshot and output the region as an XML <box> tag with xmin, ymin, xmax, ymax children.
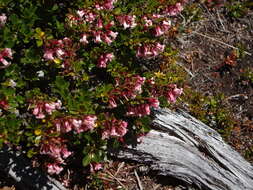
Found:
<box><xmin>0</xmin><ymin>0</ymin><xmax>186</xmax><ymax>176</ymax></box>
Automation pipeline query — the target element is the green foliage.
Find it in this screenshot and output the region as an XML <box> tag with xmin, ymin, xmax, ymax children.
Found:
<box><xmin>0</xmin><ymin>0</ymin><xmax>187</xmax><ymax>175</ymax></box>
<box><xmin>181</xmin><ymin>88</ymin><xmax>234</xmax><ymax>139</ymax></box>
<box><xmin>241</xmin><ymin>67</ymin><xmax>253</xmax><ymax>85</ymax></box>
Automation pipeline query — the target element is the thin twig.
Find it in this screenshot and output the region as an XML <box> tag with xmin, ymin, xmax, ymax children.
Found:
<box><xmin>192</xmin><ymin>31</ymin><xmax>252</xmax><ymax>56</ymax></box>
<box><xmin>115</xmin><ymin>162</ymin><xmax>125</xmax><ymax>176</ymax></box>
<box><xmin>177</xmin><ymin>61</ymin><xmax>195</xmax><ymax>78</ymax></box>
<box><xmin>106</xmin><ymin>171</ymin><xmax>127</xmax><ymax>189</ymax></box>
<box><xmin>134</xmin><ymin>170</ymin><xmax>143</xmax><ymax>190</ymax></box>
<box><xmin>216</xmin><ymin>11</ymin><xmax>226</xmax><ymax>31</ymax></box>
<box><xmin>153</xmin><ymin>184</ymin><xmax>161</xmax><ymax>190</ymax></box>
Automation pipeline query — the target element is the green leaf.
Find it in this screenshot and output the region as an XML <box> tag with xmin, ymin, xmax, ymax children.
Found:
<box><xmin>82</xmin><ymin>154</ymin><xmax>92</xmax><ymax>167</ymax></box>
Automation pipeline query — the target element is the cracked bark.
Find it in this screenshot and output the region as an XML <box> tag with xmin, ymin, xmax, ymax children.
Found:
<box><xmin>110</xmin><ymin>108</ymin><xmax>253</xmax><ymax>190</ymax></box>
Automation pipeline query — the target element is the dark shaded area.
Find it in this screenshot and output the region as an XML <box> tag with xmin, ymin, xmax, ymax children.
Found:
<box><xmin>0</xmin><ymin>146</ymin><xmax>67</xmax><ymax>190</ymax></box>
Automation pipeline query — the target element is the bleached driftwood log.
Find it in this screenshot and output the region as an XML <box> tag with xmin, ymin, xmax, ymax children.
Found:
<box><xmin>110</xmin><ymin>108</ymin><xmax>253</xmax><ymax>190</ymax></box>
<box><xmin>0</xmin><ymin>146</ymin><xmax>67</xmax><ymax>190</ymax></box>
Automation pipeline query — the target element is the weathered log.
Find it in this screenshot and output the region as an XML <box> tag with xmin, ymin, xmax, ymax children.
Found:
<box><xmin>110</xmin><ymin>108</ymin><xmax>253</xmax><ymax>190</ymax></box>
<box><xmin>0</xmin><ymin>146</ymin><xmax>67</xmax><ymax>190</ymax></box>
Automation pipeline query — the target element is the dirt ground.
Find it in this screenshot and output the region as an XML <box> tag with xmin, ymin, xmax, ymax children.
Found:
<box><xmin>177</xmin><ymin>3</ymin><xmax>253</xmax><ymax>162</ymax></box>
<box><xmin>1</xmin><ymin>2</ymin><xmax>253</xmax><ymax>190</ymax></box>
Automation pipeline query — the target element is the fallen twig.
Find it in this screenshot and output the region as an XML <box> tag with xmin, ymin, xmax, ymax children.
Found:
<box><xmin>106</xmin><ymin>170</ymin><xmax>127</xmax><ymax>189</ymax></box>
<box><xmin>192</xmin><ymin>31</ymin><xmax>252</xmax><ymax>56</ymax></box>
<box><xmin>134</xmin><ymin>170</ymin><xmax>143</xmax><ymax>190</ymax></box>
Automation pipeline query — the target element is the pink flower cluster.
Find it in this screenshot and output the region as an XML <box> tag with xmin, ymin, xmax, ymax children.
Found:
<box><xmin>76</xmin><ymin>9</ymin><xmax>97</xmax><ymax>23</ymax></box>
<box><xmin>93</xmin><ymin>29</ymin><xmax>118</xmax><ymax>44</ymax></box>
<box><xmin>136</xmin><ymin>43</ymin><xmax>165</xmax><ymax>58</ymax></box>
<box><xmin>102</xmin><ymin>118</ymin><xmax>128</xmax><ymax>139</ymax></box>
<box><xmin>31</xmin><ymin>100</ymin><xmax>62</xmax><ymax>119</ymax></box>
<box><xmin>108</xmin><ymin>75</ymin><xmax>146</xmax><ymax>108</ymax></box>
<box><xmin>46</xmin><ymin>163</ymin><xmax>63</xmax><ymax>175</ymax></box>
<box><xmin>154</xmin><ymin>20</ymin><xmax>171</xmax><ymax>36</ymax></box>
<box><xmin>143</xmin><ymin>16</ymin><xmax>153</xmax><ymax>28</ymax></box>
<box><xmin>0</xmin><ymin>13</ymin><xmax>7</xmax><ymax>27</ymax></box>
<box><xmin>43</xmin><ymin>37</ymin><xmax>74</xmax><ymax>63</ymax></box>
<box><xmin>0</xmin><ymin>48</ymin><xmax>13</xmax><ymax>66</ymax></box>
<box><xmin>0</xmin><ymin>99</ymin><xmax>8</xmax><ymax>110</ymax></box>
<box><xmin>116</xmin><ymin>15</ymin><xmax>137</xmax><ymax>29</ymax></box>
<box><xmin>54</xmin><ymin>115</ymin><xmax>97</xmax><ymax>134</ymax></box>
<box><xmin>163</xmin><ymin>2</ymin><xmax>184</xmax><ymax>16</ymax></box>
<box><xmin>165</xmin><ymin>84</ymin><xmax>183</xmax><ymax>103</ymax></box>
<box><xmin>126</xmin><ymin>97</ymin><xmax>159</xmax><ymax>117</ymax></box>
<box><xmin>40</xmin><ymin>137</ymin><xmax>72</xmax><ymax>174</ymax></box>
<box><xmin>97</xmin><ymin>53</ymin><xmax>114</xmax><ymax>68</ymax></box>
<box><xmin>78</xmin><ymin>19</ymin><xmax>118</xmax><ymax>45</ymax></box>
<box><xmin>95</xmin><ymin>0</ymin><xmax>118</xmax><ymax>10</ymax></box>
<box><xmin>147</xmin><ymin>80</ymin><xmax>183</xmax><ymax>104</ymax></box>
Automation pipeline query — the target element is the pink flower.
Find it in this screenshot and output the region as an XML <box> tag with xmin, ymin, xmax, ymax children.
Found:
<box><xmin>46</xmin><ymin>163</ymin><xmax>63</xmax><ymax>175</ymax></box>
<box><xmin>45</xmin><ymin>103</ymin><xmax>56</xmax><ymax>114</ymax></box>
<box><xmin>90</xmin><ymin>163</ymin><xmax>102</xmax><ymax>173</ymax></box>
<box><xmin>43</xmin><ymin>50</ymin><xmax>55</xmax><ymax>61</ymax></box>
<box><xmin>104</xmin><ymin>21</ymin><xmax>115</xmax><ymax>30</ymax></box>
<box><xmin>136</xmin><ymin>43</ymin><xmax>165</xmax><ymax>58</ymax></box>
<box><xmin>96</xmin><ymin>18</ymin><xmax>103</xmax><ymax>28</ymax></box>
<box><xmin>93</xmin><ymin>31</ymin><xmax>102</xmax><ymax>43</ymax></box>
<box><xmin>80</xmin><ymin>34</ymin><xmax>89</xmax><ymax>44</ymax></box>
<box><xmin>71</xmin><ymin>115</ymin><xmax>97</xmax><ymax>133</ymax></box>
<box><xmin>77</xmin><ymin>10</ymin><xmax>85</xmax><ymax>18</ymax></box>
<box><xmin>85</xmin><ymin>12</ymin><xmax>96</xmax><ymax>23</ymax></box>
<box><xmin>154</xmin><ymin>20</ymin><xmax>171</xmax><ymax>36</ymax></box>
<box><xmin>132</xmin><ymin>76</ymin><xmax>146</xmax><ymax>94</ymax></box>
<box><xmin>117</xmin><ymin>15</ymin><xmax>137</xmax><ymax>29</ymax></box>
<box><xmin>162</xmin><ymin>20</ymin><xmax>171</xmax><ymax>29</ymax></box>
<box><xmin>32</xmin><ymin>107</ymin><xmax>40</xmax><ymax>115</ymax></box>
<box><xmin>56</xmin><ymin>48</ymin><xmax>65</xmax><ymax>58</ymax></box>
<box><xmin>97</xmin><ymin>53</ymin><xmax>114</xmax><ymax>68</ymax></box>
<box><xmin>82</xmin><ymin>115</ymin><xmax>97</xmax><ymax>131</ymax></box>
<box><xmin>108</xmin><ymin>75</ymin><xmax>146</xmax><ymax>104</ymax></box>
<box><xmin>0</xmin><ymin>48</ymin><xmax>13</xmax><ymax>66</ymax></box>
<box><xmin>0</xmin><ymin>100</ymin><xmax>8</xmax><ymax>110</ymax></box>
<box><xmin>72</xmin><ymin>119</ymin><xmax>82</xmax><ymax>132</ymax></box>
<box><xmin>31</xmin><ymin>100</ymin><xmax>61</xmax><ymax>119</ymax></box>
<box><xmin>107</xmin><ymin>30</ymin><xmax>118</xmax><ymax>40</ymax></box>
<box><xmin>143</xmin><ymin>16</ymin><xmax>153</xmax><ymax>27</ymax></box>
<box><xmin>102</xmin><ymin>119</ymin><xmax>128</xmax><ymax>139</ymax></box>
<box><xmin>0</xmin><ymin>57</ymin><xmax>9</xmax><ymax>66</ymax></box>
<box><xmin>0</xmin><ymin>14</ymin><xmax>7</xmax><ymax>27</ymax></box>
<box><xmin>164</xmin><ymin>3</ymin><xmax>184</xmax><ymax>16</ymax></box>
<box><xmin>147</xmin><ymin>97</ymin><xmax>160</xmax><ymax>108</ymax></box>
<box><xmin>32</xmin><ymin>104</ymin><xmax>45</xmax><ymax>119</ymax></box>
<box><xmin>152</xmin><ymin>14</ymin><xmax>162</xmax><ymax>19</ymax></box>
<box><xmin>154</xmin><ymin>26</ymin><xmax>164</xmax><ymax>36</ymax></box>
<box><xmin>55</xmin><ymin>100</ymin><xmax>62</xmax><ymax>109</ymax></box>
<box><xmin>108</xmin><ymin>98</ymin><xmax>117</xmax><ymax>108</ymax></box>
<box><xmin>166</xmin><ymin>85</ymin><xmax>183</xmax><ymax>103</ymax></box>
<box><xmin>63</xmin><ymin>121</ymin><xmax>72</xmax><ymax>132</ymax></box>
<box><xmin>102</xmin><ymin>34</ymin><xmax>113</xmax><ymax>44</ymax></box>
<box><xmin>1</xmin><ymin>48</ymin><xmax>12</xmax><ymax>58</ymax></box>
<box><xmin>61</xmin><ymin>147</ymin><xmax>72</xmax><ymax>158</ymax></box>
<box><xmin>155</xmin><ymin>43</ymin><xmax>165</xmax><ymax>52</ymax></box>
<box><xmin>103</xmin><ymin>0</ymin><xmax>117</xmax><ymax>10</ymax></box>
<box><xmin>63</xmin><ymin>37</ymin><xmax>72</xmax><ymax>46</ymax></box>
<box><xmin>40</xmin><ymin>138</ymin><xmax>72</xmax><ymax>164</ymax></box>
<box><xmin>95</xmin><ymin>0</ymin><xmax>117</xmax><ymax>10</ymax></box>
<box><xmin>126</xmin><ymin>104</ymin><xmax>151</xmax><ymax>117</ymax></box>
